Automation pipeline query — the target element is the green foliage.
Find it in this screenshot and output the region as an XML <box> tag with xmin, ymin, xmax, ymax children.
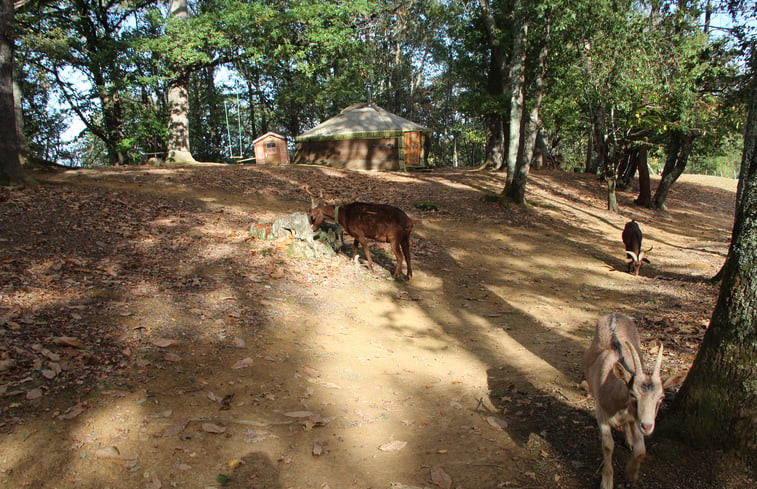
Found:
<box><xmin>413</xmin><ymin>202</ymin><xmax>439</xmax><ymax>211</ymax></box>
<box><xmin>12</xmin><ymin>0</ymin><xmax>750</xmax><ymax>171</ymax></box>
<box><xmin>689</xmin><ymin>133</ymin><xmax>743</xmax><ymax>178</ymax></box>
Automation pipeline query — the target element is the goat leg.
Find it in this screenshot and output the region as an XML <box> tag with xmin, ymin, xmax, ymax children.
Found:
<box><xmin>625</xmin><ymin>423</ymin><xmax>646</xmax><ymax>486</ymax></box>
<box><xmin>401</xmin><ymin>237</ymin><xmax>412</xmax><ymax>279</ymax></box>
<box><xmin>357</xmin><ymin>237</ymin><xmax>375</xmax><ymax>270</ymax></box>
<box><xmin>390</xmin><ymin>240</ymin><xmax>404</xmax><ymax>279</ymax></box>
<box><xmin>599</xmin><ymin>419</ymin><xmax>615</xmax><ymax>489</ymax></box>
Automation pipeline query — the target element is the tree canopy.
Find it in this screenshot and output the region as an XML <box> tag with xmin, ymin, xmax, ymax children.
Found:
<box><xmin>3</xmin><ymin>0</ymin><xmax>754</xmax><ymax>200</ymax></box>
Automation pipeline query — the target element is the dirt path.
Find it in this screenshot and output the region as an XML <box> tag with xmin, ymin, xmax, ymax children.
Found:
<box><xmin>1</xmin><ymin>165</ymin><xmax>752</xmax><ymax>489</ymax></box>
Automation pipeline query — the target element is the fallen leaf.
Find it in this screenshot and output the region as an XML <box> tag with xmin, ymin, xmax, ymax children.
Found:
<box><xmin>152</xmin><ymin>338</ymin><xmax>179</xmax><ymax>348</ymax></box>
<box><xmin>95</xmin><ymin>446</ymin><xmax>137</xmax><ymax>463</ymax></box>
<box><xmin>201</xmin><ymin>422</ymin><xmax>227</xmax><ymax>434</ymax></box>
<box><xmin>52</xmin><ymin>336</ymin><xmax>86</xmax><ymax>349</ymax></box>
<box><xmin>301</xmin><ymin>414</ymin><xmax>335</xmax><ymax>431</ymax></box>
<box><xmin>161</xmin><ymin>419</ymin><xmax>190</xmax><ymax>437</ymax></box>
<box><xmin>145</xmin><ymin>475</ymin><xmax>161</xmax><ymax>489</ymax></box>
<box><xmin>26</xmin><ymin>388</ymin><xmax>43</xmax><ymax>400</ymax></box>
<box><xmin>41</xmin><ymin>369</ymin><xmax>57</xmax><ymax>379</ymax></box>
<box><xmin>41</xmin><ymin>349</ymin><xmax>61</xmax><ymax>361</ymax></box>
<box><xmin>303</xmin><ymin>366</ymin><xmax>320</xmax><ymax>378</ymax></box>
<box><xmin>232</xmin><ymin>357</ymin><xmax>254</xmax><ymax>369</ymax></box>
<box><xmin>219</xmin><ymin>394</ymin><xmax>234</xmax><ymax>410</ymax></box>
<box><xmin>430</xmin><ymin>465</ymin><xmax>452</xmax><ymax>489</ymax></box>
<box><xmin>165</xmin><ymin>353</ymin><xmax>181</xmax><ymax>362</ymax></box>
<box><xmin>232</xmin><ymin>337</ymin><xmax>246</xmax><ymax>348</ymax></box>
<box><xmin>0</xmin><ymin>359</ymin><xmax>16</xmax><ymax>372</ymax></box>
<box><xmin>312</xmin><ymin>441</ymin><xmax>326</xmax><ymax>456</ymax></box>
<box><xmin>378</xmin><ymin>440</ymin><xmax>407</xmax><ymax>452</ymax></box>
<box><xmin>57</xmin><ymin>402</ymin><xmax>87</xmax><ymax>420</ymax></box>
<box><xmin>486</xmin><ymin>416</ymin><xmax>508</xmax><ymax>431</ymax></box>
<box><xmin>284</xmin><ymin>411</ymin><xmax>318</xmax><ymax>418</ymax></box>
<box><xmin>95</xmin><ymin>446</ymin><xmax>122</xmax><ymax>459</ymax></box>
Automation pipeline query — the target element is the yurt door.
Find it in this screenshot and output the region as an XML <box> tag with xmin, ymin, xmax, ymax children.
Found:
<box><xmin>403</xmin><ymin>132</ymin><xmax>422</xmax><ymax>167</ymax></box>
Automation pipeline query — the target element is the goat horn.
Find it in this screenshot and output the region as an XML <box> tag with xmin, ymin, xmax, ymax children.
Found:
<box><xmin>653</xmin><ymin>341</ymin><xmax>664</xmax><ymax>376</ymax></box>
<box><xmin>304</xmin><ymin>185</ymin><xmax>318</xmax><ymax>209</ymax></box>
<box><xmin>644</xmin><ymin>245</ymin><xmax>653</xmax><ymax>254</ymax></box>
<box><xmin>626</xmin><ymin>250</ymin><xmax>639</xmax><ymax>262</ymax></box>
<box><xmin>626</xmin><ymin>341</ymin><xmax>642</xmax><ymax>375</ymax></box>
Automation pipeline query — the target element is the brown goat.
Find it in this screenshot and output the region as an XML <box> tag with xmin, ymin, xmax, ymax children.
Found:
<box><xmin>307</xmin><ymin>193</ymin><xmax>413</xmax><ymax>280</ymax></box>
<box><xmin>622</xmin><ymin>220</ymin><xmax>651</xmax><ymax>275</ymax></box>
<box><xmin>585</xmin><ymin>313</ymin><xmax>683</xmax><ymax>489</ymax></box>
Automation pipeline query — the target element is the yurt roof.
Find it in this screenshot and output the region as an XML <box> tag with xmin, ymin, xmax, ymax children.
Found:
<box><xmin>296</xmin><ymin>103</ymin><xmax>431</xmax><ymax>141</ymax></box>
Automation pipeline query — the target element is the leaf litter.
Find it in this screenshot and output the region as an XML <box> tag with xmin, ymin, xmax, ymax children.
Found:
<box><xmin>0</xmin><ymin>166</ymin><xmax>751</xmax><ymax>489</ymax></box>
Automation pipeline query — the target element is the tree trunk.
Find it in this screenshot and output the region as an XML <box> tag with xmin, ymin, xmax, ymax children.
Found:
<box><xmin>606</xmin><ymin>175</ymin><xmax>619</xmax><ymax>212</ymax></box>
<box><xmin>663</xmin><ymin>50</ymin><xmax>757</xmax><ymax>451</ymax></box>
<box><xmin>653</xmin><ymin>132</ymin><xmax>694</xmax><ymax>210</ymax></box>
<box><xmin>617</xmin><ymin>147</ymin><xmax>638</xmax><ymax>190</ymax></box>
<box><xmin>584</xmin><ymin>127</ymin><xmax>598</xmax><ymax>173</ymax></box>
<box><xmin>0</xmin><ymin>0</ymin><xmax>24</xmax><ymax>185</ymax></box>
<box><xmin>505</xmin><ymin>15</ymin><xmax>527</xmax><ymax>185</ymax></box>
<box><xmin>12</xmin><ymin>64</ymin><xmax>28</xmax><ymax>161</ymax></box>
<box><xmin>635</xmin><ymin>145</ymin><xmax>651</xmax><ymax>206</ymax></box>
<box><xmin>592</xmin><ymin>108</ymin><xmax>606</xmax><ymax>175</ymax></box>
<box><xmin>483</xmin><ymin>114</ymin><xmax>505</xmax><ymax>170</ymax></box>
<box><xmin>504</xmin><ymin>11</ymin><xmax>550</xmax><ymax>205</ymax></box>
<box><xmin>533</xmin><ymin>129</ymin><xmax>546</xmax><ymax>170</ymax></box>
<box><xmin>166</xmin><ymin>0</ymin><xmax>196</xmax><ymax>164</ymax></box>
<box><xmin>479</xmin><ymin>0</ymin><xmax>507</xmax><ymax>171</ymax></box>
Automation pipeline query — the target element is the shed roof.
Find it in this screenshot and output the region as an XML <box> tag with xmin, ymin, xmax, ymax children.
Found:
<box><xmin>252</xmin><ymin>132</ymin><xmax>287</xmax><ymax>145</ymax></box>
<box><xmin>296</xmin><ymin>103</ymin><xmax>431</xmax><ymax>141</ymax></box>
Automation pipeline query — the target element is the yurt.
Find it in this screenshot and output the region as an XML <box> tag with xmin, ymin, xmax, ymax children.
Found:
<box><xmin>293</xmin><ymin>103</ymin><xmax>431</xmax><ymax>171</ymax></box>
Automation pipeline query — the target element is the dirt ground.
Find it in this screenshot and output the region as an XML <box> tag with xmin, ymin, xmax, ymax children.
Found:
<box><xmin>0</xmin><ymin>164</ymin><xmax>754</xmax><ymax>489</ymax></box>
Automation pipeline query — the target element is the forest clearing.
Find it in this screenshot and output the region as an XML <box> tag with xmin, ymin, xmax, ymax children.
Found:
<box><xmin>0</xmin><ymin>164</ymin><xmax>754</xmax><ymax>489</ymax></box>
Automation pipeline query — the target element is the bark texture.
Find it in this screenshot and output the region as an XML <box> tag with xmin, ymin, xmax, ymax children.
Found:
<box><xmin>505</xmin><ymin>15</ymin><xmax>527</xmax><ymax>185</ymax></box>
<box><xmin>166</xmin><ymin>0</ymin><xmax>195</xmax><ymax>164</ymax></box>
<box><xmin>0</xmin><ymin>0</ymin><xmax>23</xmax><ymax>184</ymax></box>
<box><xmin>505</xmin><ymin>11</ymin><xmax>550</xmax><ymax>205</ymax></box>
<box><xmin>653</xmin><ymin>132</ymin><xmax>694</xmax><ymax>210</ymax></box>
<box><xmin>635</xmin><ymin>145</ymin><xmax>651</xmax><ymax>207</ymax></box>
<box><xmin>663</xmin><ymin>48</ymin><xmax>757</xmax><ymax>453</ymax></box>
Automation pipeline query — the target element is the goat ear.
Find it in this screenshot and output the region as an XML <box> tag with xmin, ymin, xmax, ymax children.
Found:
<box><xmin>642</xmin><ymin>258</ymin><xmax>651</xmax><ymax>263</ymax></box>
<box><xmin>662</xmin><ymin>372</ymin><xmax>686</xmax><ymax>389</ymax></box>
<box><xmin>613</xmin><ymin>361</ymin><xmax>633</xmax><ymax>382</ymax></box>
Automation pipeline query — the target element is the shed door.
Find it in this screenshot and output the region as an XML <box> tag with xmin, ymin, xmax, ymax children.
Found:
<box><xmin>265</xmin><ymin>141</ymin><xmax>281</xmax><ymax>165</ymax></box>
<box><xmin>403</xmin><ymin>132</ymin><xmax>422</xmax><ymax>167</ymax></box>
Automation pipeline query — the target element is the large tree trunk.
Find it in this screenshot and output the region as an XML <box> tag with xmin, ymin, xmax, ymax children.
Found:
<box><xmin>479</xmin><ymin>0</ymin><xmax>507</xmax><ymax>171</ymax></box>
<box><xmin>504</xmin><ymin>11</ymin><xmax>550</xmax><ymax>205</ymax></box>
<box><xmin>592</xmin><ymin>108</ymin><xmax>606</xmax><ymax>175</ymax></box>
<box><xmin>0</xmin><ymin>0</ymin><xmax>24</xmax><ymax>185</ymax></box>
<box><xmin>166</xmin><ymin>0</ymin><xmax>196</xmax><ymax>164</ymax></box>
<box><xmin>663</xmin><ymin>49</ymin><xmax>757</xmax><ymax>451</ymax></box>
<box><xmin>653</xmin><ymin>131</ymin><xmax>694</xmax><ymax>210</ymax></box>
<box><xmin>585</xmin><ymin>126</ymin><xmax>600</xmax><ymax>173</ymax></box>
<box><xmin>605</xmin><ymin>175</ymin><xmax>619</xmax><ymax>212</ymax></box>
<box><xmin>483</xmin><ymin>114</ymin><xmax>505</xmax><ymax>170</ymax></box>
<box><xmin>635</xmin><ymin>145</ymin><xmax>651</xmax><ymax>206</ymax></box>
<box><xmin>505</xmin><ymin>14</ymin><xmax>527</xmax><ymax>185</ymax></box>
<box><xmin>12</xmin><ymin>65</ymin><xmax>28</xmax><ymax>161</ymax></box>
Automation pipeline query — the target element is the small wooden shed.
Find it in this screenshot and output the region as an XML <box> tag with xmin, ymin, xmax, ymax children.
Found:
<box><xmin>253</xmin><ymin>132</ymin><xmax>290</xmax><ymax>165</ymax></box>
<box><xmin>293</xmin><ymin>103</ymin><xmax>431</xmax><ymax>171</ymax></box>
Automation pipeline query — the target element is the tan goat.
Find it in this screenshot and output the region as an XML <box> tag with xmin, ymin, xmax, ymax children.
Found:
<box><xmin>584</xmin><ymin>313</ymin><xmax>681</xmax><ymax>489</ymax></box>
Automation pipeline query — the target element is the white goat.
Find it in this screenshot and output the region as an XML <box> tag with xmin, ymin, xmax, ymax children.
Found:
<box><xmin>584</xmin><ymin>313</ymin><xmax>680</xmax><ymax>489</ymax></box>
